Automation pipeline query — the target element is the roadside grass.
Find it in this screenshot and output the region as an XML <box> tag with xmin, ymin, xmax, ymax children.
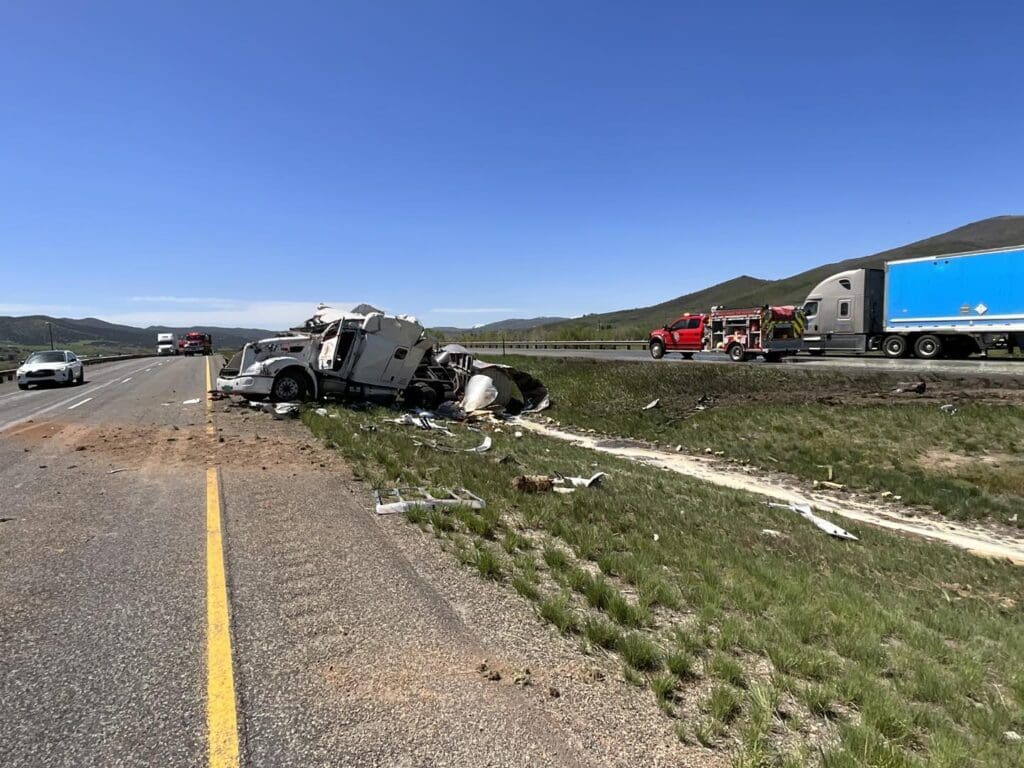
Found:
<box><xmin>495</xmin><ymin>355</ymin><xmax>1024</xmax><ymax>526</ymax></box>
<box><xmin>305</xmin><ymin>404</ymin><xmax>1024</xmax><ymax>766</ymax></box>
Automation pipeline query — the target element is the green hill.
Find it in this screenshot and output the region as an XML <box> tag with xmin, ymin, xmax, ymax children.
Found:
<box><xmin>468</xmin><ymin>215</ymin><xmax>1024</xmax><ymax>340</ymax></box>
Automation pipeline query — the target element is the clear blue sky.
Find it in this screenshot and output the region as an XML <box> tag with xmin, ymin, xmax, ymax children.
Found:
<box><xmin>1</xmin><ymin>1</ymin><xmax>1021</xmax><ymax>329</ymax></box>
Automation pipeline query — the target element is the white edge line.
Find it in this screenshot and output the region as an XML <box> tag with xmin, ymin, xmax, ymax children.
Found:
<box><xmin>67</xmin><ymin>397</ymin><xmax>93</xmax><ymax>410</ymax></box>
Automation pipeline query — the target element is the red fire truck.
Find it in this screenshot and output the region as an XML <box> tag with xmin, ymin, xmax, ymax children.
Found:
<box><xmin>649</xmin><ymin>306</ymin><xmax>805</xmax><ymax>362</ymax></box>
<box><xmin>181</xmin><ymin>331</ymin><xmax>213</xmax><ymax>356</ymax></box>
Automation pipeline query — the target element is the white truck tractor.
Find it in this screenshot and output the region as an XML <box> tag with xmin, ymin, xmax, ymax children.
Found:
<box><xmin>216</xmin><ymin>309</ymin><xmax>433</xmax><ymax>403</ymax></box>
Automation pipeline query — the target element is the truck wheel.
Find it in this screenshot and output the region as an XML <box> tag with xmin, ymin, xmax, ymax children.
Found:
<box><xmin>18</xmin><ymin>383</ymin><xmax>28</xmax><ymax>390</ymax></box>
<box><xmin>727</xmin><ymin>344</ymin><xmax>746</xmax><ymax>362</ymax></box>
<box><xmin>883</xmin><ymin>335</ymin><xmax>907</xmax><ymax>358</ymax></box>
<box><xmin>680</xmin><ymin>352</ymin><xmax>694</xmax><ymax>360</ymax></box>
<box><xmin>914</xmin><ymin>335</ymin><xmax>942</xmax><ymax>360</ymax></box>
<box><xmin>271</xmin><ymin>370</ymin><xmax>306</xmax><ymax>402</ymax></box>
<box><xmin>649</xmin><ymin>341</ymin><xmax>665</xmax><ymax>359</ymax></box>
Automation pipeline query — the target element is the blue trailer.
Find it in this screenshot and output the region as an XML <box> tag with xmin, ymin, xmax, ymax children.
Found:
<box><xmin>801</xmin><ymin>245</ymin><xmax>1024</xmax><ymax>358</ymax></box>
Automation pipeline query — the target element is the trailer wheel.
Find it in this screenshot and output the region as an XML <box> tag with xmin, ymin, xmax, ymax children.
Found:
<box><xmin>271</xmin><ymin>370</ymin><xmax>307</xmax><ymax>402</ymax></box>
<box><xmin>727</xmin><ymin>344</ymin><xmax>746</xmax><ymax>363</ymax></box>
<box><xmin>649</xmin><ymin>341</ymin><xmax>665</xmax><ymax>359</ymax></box>
<box><xmin>883</xmin><ymin>335</ymin><xmax>907</xmax><ymax>358</ymax></box>
<box><xmin>914</xmin><ymin>334</ymin><xmax>942</xmax><ymax>360</ymax></box>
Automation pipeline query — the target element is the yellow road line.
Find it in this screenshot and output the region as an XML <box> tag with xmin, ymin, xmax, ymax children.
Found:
<box><xmin>205</xmin><ymin>357</ymin><xmax>215</xmax><ymax>436</ymax></box>
<box><xmin>206</xmin><ymin>467</ymin><xmax>240</xmax><ymax>768</ymax></box>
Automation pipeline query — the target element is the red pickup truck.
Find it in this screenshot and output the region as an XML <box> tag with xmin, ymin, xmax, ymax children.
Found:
<box><xmin>648</xmin><ymin>313</ymin><xmax>706</xmax><ymax>359</ymax></box>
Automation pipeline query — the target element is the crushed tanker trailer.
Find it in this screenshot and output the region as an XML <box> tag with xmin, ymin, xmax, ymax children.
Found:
<box><xmin>215</xmin><ymin>304</ymin><xmax>547</xmax><ymax>411</ymax></box>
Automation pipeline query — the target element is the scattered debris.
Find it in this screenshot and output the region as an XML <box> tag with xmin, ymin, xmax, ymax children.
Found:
<box><xmin>768</xmin><ymin>501</ymin><xmax>859</xmax><ymax>541</ymax></box>
<box><xmin>513</xmin><ymin>668</ymin><xmax>533</xmax><ymax>687</ymax></box>
<box><xmin>468</xmin><ymin>434</ymin><xmax>493</xmax><ymax>453</ymax></box>
<box><xmin>548</xmin><ymin>687</ymin><xmax>561</xmax><ymax>699</ymax></box>
<box><xmin>1004</xmin><ymin>731</ymin><xmax>1022</xmax><ymax>744</ymax></box>
<box><xmin>373</xmin><ymin>487</ymin><xmax>485</xmax><ymax>515</ymax></box>
<box><xmin>642</xmin><ymin>398</ymin><xmax>661</xmax><ymax>411</ymax></box>
<box><xmin>314</xmin><ymin>408</ymin><xmax>329</xmax><ymax>416</ymax></box>
<box><xmin>694</xmin><ymin>393</ymin><xmax>715</xmax><ymax>411</ymax></box>
<box><xmin>107</xmin><ymin>468</ymin><xmax>131</xmax><ymax>475</ymax></box>
<box><xmin>939</xmin><ymin>403</ymin><xmax>958</xmax><ymax>415</ymax></box>
<box><xmin>512</xmin><ymin>475</ymin><xmax>555</xmax><ymax>493</ymax></box>
<box><xmin>182</xmin><ymin>398</ymin><xmax>201</xmax><ymax>405</ymax></box>
<box><xmin>892</xmin><ymin>380</ymin><xmax>927</xmax><ymax>395</ymax></box>
<box><xmin>761</xmin><ymin>528</ymin><xmax>784</xmax><ymax>538</ymax></box>
<box><xmin>816</xmin><ymin>463</ymin><xmax>834</xmax><ymax>481</ymax></box>
<box><xmin>555</xmin><ymin>472</ymin><xmax>607</xmax><ymax>488</ymax></box>
<box><xmin>262</xmin><ymin>402</ymin><xmax>300</xmax><ymax>419</ymax></box>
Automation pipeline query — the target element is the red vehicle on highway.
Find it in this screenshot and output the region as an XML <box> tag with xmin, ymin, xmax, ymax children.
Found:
<box><xmin>649</xmin><ymin>306</ymin><xmax>805</xmax><ymax>362</ymax></box>
<box><xmin>182</xmin><ymin>331</ymin><xmax>213</xmax><ymax>356</ymax></box>
<box><xmin>648</xmin><ymin>313</ymin><xmax>706</xmax><ymax>359</ymax></box>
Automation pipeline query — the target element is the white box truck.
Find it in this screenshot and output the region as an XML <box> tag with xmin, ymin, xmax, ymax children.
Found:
<box><xmin>156</xmin><ymin>333</ymin><xmax>177</xmax><ymax>356</ymax></box>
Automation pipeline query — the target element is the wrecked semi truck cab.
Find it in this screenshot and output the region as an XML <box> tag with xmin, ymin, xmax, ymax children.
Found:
<box><xmin>216</xmin><ymin>312</ymin><xmax>432</xmax><ymax>403</ymax></box>
<box><xmin>802</xmin><ymin>245</ymin><xmax>1024</xmax><ymax>358</ymax></box>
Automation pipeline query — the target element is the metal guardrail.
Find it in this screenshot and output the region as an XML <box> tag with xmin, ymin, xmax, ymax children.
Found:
<box><xmin>457</xmin><ymin>339</ymin><xmax>649</xmax><ymax>351</ymax></box>
<box><xmin>0</xmin><ymin>353</ymin><xmax>154</xmax><ymax>383</ymax></box>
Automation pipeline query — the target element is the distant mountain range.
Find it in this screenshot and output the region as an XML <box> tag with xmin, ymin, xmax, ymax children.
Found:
<box><xmin>432</xmin><ymin>317</ymin><xmax>569</xmax><ymax>336</ymax></box>
<box><xmin>439</xmin><ymin>215</ymin><xmax>1024</xmax><ymax>339</ymax></box>
<box><xmin>6</xmin><ymin>216</ymin><xmax>1024</xmax><ymax>349</ymax></box>
<box><xmin>0</xmin><ymin>315</ymin><xmax>275</xmax><ymax>352</ymax></box>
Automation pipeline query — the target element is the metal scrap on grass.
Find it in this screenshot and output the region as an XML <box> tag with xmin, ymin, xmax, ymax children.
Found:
<box><xmin>374</xmin><ymin>487</ymin><xmax>486</xmax><ymax>515</ymax></box>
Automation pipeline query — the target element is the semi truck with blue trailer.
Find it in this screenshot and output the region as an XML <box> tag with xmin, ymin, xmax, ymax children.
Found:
<box><xmin>800</xmin><ymin>245</ymin><xmax>1024</xmax><ymax>359</ymax></box>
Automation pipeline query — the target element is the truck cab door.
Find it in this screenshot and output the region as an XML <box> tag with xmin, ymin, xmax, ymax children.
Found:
<box><xmin>681</xmin><ymin>317</ymin><xmax>703</xmax><ymax>349</ymax></box>
<box><xmin>317</xmin><ymin>322</ymin><xmax>341</xmax><ymax>372</ymax></box>
<box><xmin>318</xmin><ymin>321</ymin><xmax>358</xmax><ymax>375</ymax></box>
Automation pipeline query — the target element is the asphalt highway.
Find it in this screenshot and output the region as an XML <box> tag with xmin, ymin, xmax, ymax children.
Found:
<box><xmin>0</xmin><ymin>357</ymin><xmax>646</xmax><ymax>767</ymax></box>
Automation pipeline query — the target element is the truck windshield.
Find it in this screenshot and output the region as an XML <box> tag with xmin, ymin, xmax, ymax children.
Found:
<box><xmin>803</xmin><ymin>301</ymin><xmax>819</xmax><ymax>318</ymax></box>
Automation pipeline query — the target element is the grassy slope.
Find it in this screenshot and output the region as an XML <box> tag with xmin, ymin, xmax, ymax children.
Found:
<box><xmin>500</xmin><ymin>355</ymin><xmax>1024</xmax><ymax>527</ymax></box>
<box><xmin>305</xmin><ymin>402</ymin><xmax>1024</xmax><ymax>767</ymax></box>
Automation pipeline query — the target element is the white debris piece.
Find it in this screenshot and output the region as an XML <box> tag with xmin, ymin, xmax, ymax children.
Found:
<box><xmin>182</xmin><ymin>398</ymin><xmax>201</xmax><ymax>405</ymax></box>
<box><xmin>561</xmin><ymin>472</ymin><xmax>608</xmax><ymax>488</ymax></box>
<box><xmin>768</xmin><ymin>502</ymin><xmax>859</xmax><ymax>541</ymax></box>
<box><xmin>374</xmin><ymin>487</ymin><xmax>485</xmax><ymax>515</ymax></box>
<box><xmin>468</xmin><ymin>435</ymin><xmax>493</xmax><ymax>453</ymax></box>
<box><xmin>642</xmin><ymin>398</ymin><xmax>661</xmax><ymax>411</ymax></box>
<box><xmin>461</xmin><ymin>374</ymin><xmax>501</xmax><ymax>412</ymax></box>
<box><xmin>939</xmin><ymin>403</ymin><xmax>958</xmax><ymax>415</ymax></box>
<box><xmin>262</xmin><ymin>402</ymin><xmax>300</xmax><ymax>419</ymax></box>
<box><xmin>314</xmin><ymin>408</ymin><xmax>328</xmax><ymax>416</ymax></box>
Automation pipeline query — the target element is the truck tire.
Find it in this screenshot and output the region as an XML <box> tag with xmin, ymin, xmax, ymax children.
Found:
<box><xmin>649</xmin><ymin>341</ymin><xmax>665</xmax><ymax>359</ymax></box>
<box><xmin>727</xmin><ymin>344</ymin><xmax>746</xmax><ymax>363</ymax></box>
<box><xmin>271</xmin><ymin>370</ymin><xmax>307</xmax><ymax>402</ymax></box>
<box><xmin>883</xmin><ymin>335</ymin><xmax>907</xmax><ymax>358</ymax></box>
<box><xmin>914</xmin><ymin>334</ymin><xmax>942</xmax><ymax>360</ymax></box>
